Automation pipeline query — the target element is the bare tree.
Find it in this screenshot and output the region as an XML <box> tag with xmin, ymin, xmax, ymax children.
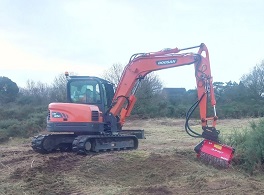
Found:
<box><xmin>102</xmin><ymin>63</ymin><xmax>162</xmax><ymax>93</ymax></box>
<box><xmin>19</xmin><ymin>80</ymin><xmax>51</xmax><ymax>104</ymax></box>
<box><xmin>50</xmin><ymin>73</ymin><xmax>68</xmax><ymax>102</ymax></box>
<box><xmin>50</xmin><ymin>72</ymin><xmax>78</xmax><ymax>102</ymax></box>
<box><xmin>241</xmin><ymin>60</ymin><xmax>264</xmax><ymax>98</ymax></box>
<box><xmin>102</xmin><ymin>63</ymin><xmax>124</xmax><ymax>87</ymax></box>
<box><xmin>102</xmin><ymin>63</ymin><xmax>163</xmax><ymax>117</ymax></box>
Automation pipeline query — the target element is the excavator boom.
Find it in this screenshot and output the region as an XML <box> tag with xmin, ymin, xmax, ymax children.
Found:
<box><xmin>110</xmin><ymin>44</ymin><xmax>213</xmax><ymax>126</ymax></box>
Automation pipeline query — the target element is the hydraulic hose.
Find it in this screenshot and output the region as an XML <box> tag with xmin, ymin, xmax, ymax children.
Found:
<box><xmin>105</xmin><ymin>95</ymin><xmax>130</xmax><ymax>116</ymax></box>
<box><xmin>185</xmin><ymin>92</ymin><xmax>207</xmax><ymax>138</ymax></box>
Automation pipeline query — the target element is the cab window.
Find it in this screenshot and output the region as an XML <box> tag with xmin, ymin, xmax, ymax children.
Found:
<box><xmin>70</xmin><ymin>80</ymin><xmax>101</xmax><ymax>104</ymax></box>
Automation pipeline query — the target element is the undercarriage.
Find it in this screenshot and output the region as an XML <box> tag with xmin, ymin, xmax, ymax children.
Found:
<box><xmin>31</xmin><ymin>133</ymin><xmax>139</xmax><ymax>154</ymax></box>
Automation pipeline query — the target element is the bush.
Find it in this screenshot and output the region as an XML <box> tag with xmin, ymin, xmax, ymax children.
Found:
<box><xmin>0</xmin><ymin>121</ymin><xmax>42</xmax><ymax>143</ymax></box>
<box><xmin>7</xmin><ymin>121</ymin><xmax>42</xmax><ymax>137</ymax></box>
<box><xmin>0</xmin><ymin>119</ymin><xmax>20</xmax><ymax>129</ymax></box>
<box><xmin>225</xmin><ymin>119</ymin><xmax>264</xmax><ymax>174</ymax></box>
<box><xmin>0</xmin><ymin>129</ymin><xmax>9</xmax><ymax>143</ymax></box>
<box><xmin>0</xmin><ymin>103</ymin><xmax>47</xmax><ymax>143</ymax></box>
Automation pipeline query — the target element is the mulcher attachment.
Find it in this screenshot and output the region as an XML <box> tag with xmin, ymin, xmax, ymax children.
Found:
<box><xmin>194</xmin><ymin>139</ymin><xmax>235</xmax><ymax>168</ymax></box>
<box><xmin>191</xmin><ymin>127</ymin><xmax>235</xmax><ymax>168</ymax></box>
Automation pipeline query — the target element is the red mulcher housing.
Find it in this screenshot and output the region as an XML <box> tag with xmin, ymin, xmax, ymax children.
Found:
<box><xmin>195</xmin><ymin>140</ymin><xmax>235</xmax><ymax>168</ymax></box>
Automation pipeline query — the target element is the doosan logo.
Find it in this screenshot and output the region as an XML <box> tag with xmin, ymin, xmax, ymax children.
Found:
<box><xmin>156</xmin><ymin>59</ymin><xmax>177</xmax><ymax>65</ymax></box>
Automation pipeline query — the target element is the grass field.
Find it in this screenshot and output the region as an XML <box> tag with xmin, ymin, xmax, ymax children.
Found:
<box><xmin>1</xmin><ymin>118</ymin><xmax>264</xmax><ymax>195</ymax></box>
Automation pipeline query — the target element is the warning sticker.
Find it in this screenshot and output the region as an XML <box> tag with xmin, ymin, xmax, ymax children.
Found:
<box><xmin>214</xmin><ymin>144</ymin><xmax>222</xmax><ymax>150</ymax></box>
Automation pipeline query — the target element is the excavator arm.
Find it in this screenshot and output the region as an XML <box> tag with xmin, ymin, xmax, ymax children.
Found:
<box><xmin>110</xmin><ymin>43</ymin><xmax>215</xmax><ymax>129</ymax></box>
<box><xmin>109</xmin><ymin>43</ymin><xmax>234</xmax><ymax>167</ymax></box>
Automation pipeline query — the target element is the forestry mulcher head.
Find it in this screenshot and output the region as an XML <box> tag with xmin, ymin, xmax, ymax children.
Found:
<box><xmin>194</xmin><ymin>139</ymin><xmax>235</xmax><ymax>168</ymax></box>
<box><xmin>186</xmin><ymin>122</ymin><xmax>235</xmax><ymax>168</ymax></box>
<box><xmin>193</xmin><ymin>127</ymin><xmax>235</xmax><ymax>167</ymax></box>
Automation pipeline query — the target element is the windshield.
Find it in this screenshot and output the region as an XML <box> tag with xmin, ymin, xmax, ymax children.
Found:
<box><xmin>70</xmin><ymin>80</ymin><xmax>101</xmax><ymax>104</ymax></box>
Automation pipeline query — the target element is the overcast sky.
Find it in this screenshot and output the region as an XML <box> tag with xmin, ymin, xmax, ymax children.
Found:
<box><xmin>0</xmin><ymin>0</ymin><xmax>264</xmax><ymax>89</ymax></box>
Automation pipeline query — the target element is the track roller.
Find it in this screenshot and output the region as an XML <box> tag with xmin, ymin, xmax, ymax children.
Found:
<box><xmin>72</xmin><ymin>135</ymin><xmax>138</xmax><ymax>154</ymax></box>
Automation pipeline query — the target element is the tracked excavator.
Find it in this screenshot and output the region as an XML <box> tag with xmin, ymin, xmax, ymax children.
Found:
<box><xmin>32</xmin><ymin>43</ymin><xmax>235</xmax><ymax>167</ymax></box>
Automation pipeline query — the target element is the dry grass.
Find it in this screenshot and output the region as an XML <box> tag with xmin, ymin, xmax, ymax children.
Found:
<box><xmin>1</xmin><ymin>118</ymin><xmax>264</xmax><ymax>194</ymax></box>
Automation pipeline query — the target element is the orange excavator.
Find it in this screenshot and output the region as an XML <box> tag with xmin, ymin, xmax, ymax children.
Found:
<box><xmin>32</xmin><ymin>43</ymin><xmax>234</xmax><ymax>167</ymax></box>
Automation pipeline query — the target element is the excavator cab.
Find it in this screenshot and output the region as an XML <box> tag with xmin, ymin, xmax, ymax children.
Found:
<box><xmin>66</xmin><ymin>76</ymin><xmax>115</xmax><ymax>114</ymax></box>
<box><xmin>45</xmin><ymin>76</ymin><xmax>116</xmax><ymax>135</ymax></box>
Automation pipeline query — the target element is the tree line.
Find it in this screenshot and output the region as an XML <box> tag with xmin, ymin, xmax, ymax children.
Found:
<box><xmin>102</xmin><ymin>62</ymin><xmax>264</xmax><ymax>119</ymax></box>
<box><xmin>0</xmin><ymin>61</ymin><xmax>264</xmax><ymax>142</ymax></box>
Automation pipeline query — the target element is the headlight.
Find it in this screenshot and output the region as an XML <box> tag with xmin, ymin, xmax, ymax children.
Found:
<box><xmin>51</xmin><ymin>112</ymin><xmax>63</xmax><ymax>118</ymax></box>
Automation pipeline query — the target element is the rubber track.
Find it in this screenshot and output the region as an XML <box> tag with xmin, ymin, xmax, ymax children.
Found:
<box><xmin>32</xmin><ymin>134</ymin><xmax>77</xmax><ymax>154</ymax></box>
<box><xmin>31</xmin><ymin>134</ymin><xmax>50</xmax><ymax>154</ymax></box>
<box><xmin>72</xmin><ymin>135</ymin><xmax>138</xmax><ymax>154</ymax></box>
<box><xmin>72</xmin><ymin>135</ymin><xmax>87</xmax><ymax>154</ymax></box>
<box><xmin>32</xmin><ymin>134</ymin><xmax>138</xmax><ymax>155</ymax></box>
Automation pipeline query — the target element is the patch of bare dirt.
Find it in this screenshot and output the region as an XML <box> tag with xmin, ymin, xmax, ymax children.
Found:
<box><xmin>0</xmin><ymin>145</ymin><xmax>86</xmax><ymax>195</ymax></box>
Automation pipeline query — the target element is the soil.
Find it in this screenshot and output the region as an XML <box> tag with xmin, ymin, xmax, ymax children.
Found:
<box><xmin>1</xmin><ymin>118</ymin><xmax>264</xmax><ymax>195</ymax></box>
